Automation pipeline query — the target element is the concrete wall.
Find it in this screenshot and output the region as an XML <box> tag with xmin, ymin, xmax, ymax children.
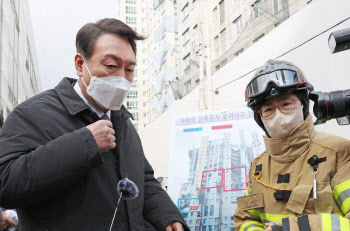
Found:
<box><xmin>138</xmin><ymin>0</ymin><xmax>350</xmax><ymax>178</ymax></box>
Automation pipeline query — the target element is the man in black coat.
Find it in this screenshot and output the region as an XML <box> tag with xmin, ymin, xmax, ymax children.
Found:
<box><xmin>0</xmin><ymin>18</ymin><xmax>188</xmax><ymax>231</ymax></box>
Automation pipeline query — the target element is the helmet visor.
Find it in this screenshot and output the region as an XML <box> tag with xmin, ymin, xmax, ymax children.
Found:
<box><xmin>246</xmin><ymin>70</ymin><xmax>304</xmax><ymax>99</ymax></box>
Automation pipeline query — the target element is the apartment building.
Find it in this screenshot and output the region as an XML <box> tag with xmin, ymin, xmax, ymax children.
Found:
<box><xmin>117</xmin><ymin>0</ymin><xmax>149</xmax><ymax>130</ymax></box>
<box><xmin>177</xmin><ymin>0</ymin><xmax>310</xmax><ymax>97</ymax></box>
<box><xmin>0</xmin><ymin>0</ymin><xmax>41</xmax><ymax>120</ymax></box>
<box><xmin>117</xmin><ymin>0</ymin><xmax>180</xmax><ymax>128</ymax></box>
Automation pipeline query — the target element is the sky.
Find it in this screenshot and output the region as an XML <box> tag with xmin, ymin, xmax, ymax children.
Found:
<box><xmin>28</xmin><ymin>0</ymin><xmax>117</xmax><ymax>91</ymax></box>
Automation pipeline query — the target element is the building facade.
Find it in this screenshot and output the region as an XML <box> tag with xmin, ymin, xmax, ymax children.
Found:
<box><xmin>210</xmin><ymin>0</ymin><xmax>310</xmax><ymax>72</ymax></box>
<box><xmin>143</xmin><ymin>0</ymin><xmax>179</xmax><ymax>122</ymax></box>
<box><xmin>117</xmin><ymin>0</ymin><xmax>311</xmax><ymax>128</ymax></box>
<box><xmin>177</xmin><ymin>0</ymin><xmax>310</xmax><ymax>101</ymax></box>
<box><xmin>0</xmin><ymin>0</ymin><xmax>41</xmax><ymax>120</ymax></box>
<box><xmin>117</xmin><ymin>0</ymin><xmax>180</xmax><ymax>129</ymax></box>
<box><xmin>117</xmin><ymin>0</ymin><xmax>148</xmax><ymax>130</ymax></box>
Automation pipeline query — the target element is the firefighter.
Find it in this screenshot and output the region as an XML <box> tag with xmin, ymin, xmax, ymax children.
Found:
<box><xmin>233</xmin><ymin>60</ymin><xmax>350</xmax><ymax>231</ymax></box>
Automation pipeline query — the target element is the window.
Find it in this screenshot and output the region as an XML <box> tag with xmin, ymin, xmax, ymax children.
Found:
<box><xmin>193</xmin><ymin>24</ymin><xmax>198</xmax><ymax>41</ymax></box>
<box><xmin>8</xmin><ymin>8</ymin><xmax>20</xmax><ymax>101</ymax></box>
<box><xmin>274</xmin><ymin>0</ymin><xmax>288</xmax><ymax>14</ymax></box>
<box><xmin>253</xmin><ymin>33</ymin><xmax>265</xmax><ymax>43</ymax></box>
<box><xmin>126</xmin><ymin>0</ymin><xmax>136</xmax><ymax>4</ymax></box>
<box><xmin>132</xmin><ymin>112</ymin><xmax>139</xmax><ymax>121</ymax></box>
<box><xmin>183</xmin><ymin>54</ymin><xmax>190</xmax><ymax>74</ymax></box>
<box><xmin>131</xmin><ymin>80</ymin><xmax>138</xmax><ymax>88</ymax></box>
<box><xmin>220</xmin><ymin>29</ymin><xmax>226</xmax><ymax>53</ymax></box>
<box><xmin>219</xmin><ymin>1</ymin><xmax>225</xmax><ymax>24</ymax></box>
<box><xmin>221</xmin><ymin>59</ymin><xmax>227</xmax><ymax>67</ymax></box>
<box><xmin>26</xmin><ymin>41</ymin><xmax>31</xmax><ymax>71</ymax></box>
<box><xmin>204</xmin><ymin>206</ymin><xmax>209</xmax><ymax>216</ymax></box>
<box><xmin>143</xmin><ymin>102</ymin><xmax>147</xmax><ymax>107</ymax></box>
<box><xmin>213</xmin><ymin>7</ymin><xmax>217</xmax><ymax>24</ymax></box>
<box><xmin>183</xmin><ymin>28</ymin><xmax>190</xmax><ymax>50</ymax></box>
<box><xmin>126</xmin><ymin>6</ymin><xmax>136</xmax><ymax>14</ymax></box>
<box><xmin>127</xmin><ymin>91</ymin><xmax>138</xmax><ymax>99</ymax></box>
<box><xmin>252</xmin><ymin>0</ymin><xmax>263</xmax><ymax>19</ymax></box>
<box><xmin>210</xmin><ymin>205</ymin><xmax>214</xmax><ymax>216</ymax></box>
<box><xmin>232</xmin><ymin>0</ymin><xmax>237</xmax><ymax>5</ymax></box>
<box><xmin>234</xmin><ymin>48</ymin><xmax>244</xmax><ymax>57</ymax></box>
<box><xmin>127</xmin><ymin>101</ymin><xmax>138</xmax><ymax>110</ymax></box>
<box><xmin>126</xmin><ymin>16</ymin><xmax>136</xmax><ymax>25</ymax></box>
<box><xmin>232</xmin><ymin>16</ymin><xmax>242</xmax><ymax>36</ymax></box>
<box><xmin>143</xmin><ymin>113</ymin><xmax>147</xmax><ymax>118</ymax></box>
<box><xmin>184</xmin><ymin>80</ymin><xmax>191</xmax><ymax>94</ymax></box>
<box><xmin>182</xmin><ymin>4</ymin><xmax>189</xmax><ymax>23</ymax></box>
<box><xmin>133</xmin><ymin>123</ymin><xmax>138</xmax><ymax>129</ymax></box>
<box><xmin>274</xmin><ymin>0</ymin><xmax>289</xmax><ymax>20</ymax></box>
<box><xmin>214</xmin><ymin>36</ymin><xmax>219</xmax><ymax>53</ymax></box>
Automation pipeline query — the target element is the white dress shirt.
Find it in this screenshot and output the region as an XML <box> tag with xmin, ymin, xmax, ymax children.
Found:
<box><xmin>73</xmin><ymin>80</ymin><xmax>111</xmax><ymax>119</ymax></box>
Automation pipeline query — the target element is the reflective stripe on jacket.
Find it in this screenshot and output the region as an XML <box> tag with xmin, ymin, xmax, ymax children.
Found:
<box><xmin>234</xmin><ymin>116</ymin><xmax>350</xmax><ymax>231</ymax></box>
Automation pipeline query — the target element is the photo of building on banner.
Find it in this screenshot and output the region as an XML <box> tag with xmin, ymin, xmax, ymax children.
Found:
<box><xmin>168</xmin><ymin>108</ymin><xmax>265</xmax><ymax>231</ymax></box>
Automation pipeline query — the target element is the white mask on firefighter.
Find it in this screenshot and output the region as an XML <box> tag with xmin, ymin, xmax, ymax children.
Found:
<box><xmin>262</xmin><ymin>105</ymin><xmax>304</xmax><ymax>138</ymax></box>
<box><xmin>81</xmin><ymin>59</ymin><xmax>131</xmax><ymax>111</ymax></box>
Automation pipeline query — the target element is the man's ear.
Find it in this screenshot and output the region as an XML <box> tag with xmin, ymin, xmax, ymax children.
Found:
<box><xmin>75</xmin><ymin>54</ymin><xmax>84</xmax><ymax>77</ymax></box>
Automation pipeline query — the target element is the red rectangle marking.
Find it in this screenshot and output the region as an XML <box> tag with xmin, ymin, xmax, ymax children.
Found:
<box><xmin>211</xmin><ymin>124</ymin><xmax>232</xmax><ymax>130</ymax></box>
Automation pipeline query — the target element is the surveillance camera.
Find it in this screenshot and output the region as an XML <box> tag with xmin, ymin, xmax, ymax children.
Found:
<box><xmin>214</xmin><ymin>90</ymin><xmax>219</xmax><ymax>95</ymax></box>
<box><xmin>329</xmin><ymin>28</ymin><xmax>350</xmax><ymax>54</ymax></box>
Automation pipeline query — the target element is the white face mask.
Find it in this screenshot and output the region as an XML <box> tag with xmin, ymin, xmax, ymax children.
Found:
<box><xmin>262</xmin><ymin>105</ymin><xmax>304</xmax><ymax>138</ymax></box>
<box><xmin>81</xmin><ymin>59</ymin><xmax>132</xmax><ymax>110</ymax></box>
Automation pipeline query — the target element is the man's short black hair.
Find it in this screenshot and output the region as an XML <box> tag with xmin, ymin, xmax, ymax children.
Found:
<box><xmin>76</xmin><ymin>18</ymin><xmax>146</xmax><ymax>59</ymax></box>
<box><xmin>0</xmin><ymin>113</ymin><xmax>4</xmax><ymax>129</ymax></box>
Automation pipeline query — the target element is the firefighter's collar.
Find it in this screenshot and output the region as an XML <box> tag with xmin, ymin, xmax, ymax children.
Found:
<box><xmin>263</xmin><ymin>116</ymin><xmax>317</xmax><ymax>163</ymax></box>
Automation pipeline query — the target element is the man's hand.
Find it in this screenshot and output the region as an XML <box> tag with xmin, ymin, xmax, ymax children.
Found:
<box><xmin>0</xmin><ymin>211</ymin><xmax>17</xmax><ymax>230</ymax></box>
<box><xmin>166</xmin><ymin>221</ymin><xmax>184</xmax><ymax>231</ymax></box>
<box><xmin>86</xmin><ymin>120</ymin><xmax>116</xmax><ymax>152</ymax></box>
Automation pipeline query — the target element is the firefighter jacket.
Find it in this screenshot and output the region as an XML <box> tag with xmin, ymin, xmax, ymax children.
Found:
<box><xmin>233</xmin><ymin>116</ymin><xmax>350</xmax><ymax>231</ymax></box>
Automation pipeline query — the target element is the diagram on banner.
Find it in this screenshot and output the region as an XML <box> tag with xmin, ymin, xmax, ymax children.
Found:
<box><xmin>168</xmin><ymin>108</ymin><xmax>265</xmax><ymax>231</ymax></box>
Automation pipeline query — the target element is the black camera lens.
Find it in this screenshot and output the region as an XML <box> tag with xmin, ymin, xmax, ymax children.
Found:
<box><xmin>310</xmin><ymin>89</ymin><xmax>350</xmax><ymax>125</ymax></box>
